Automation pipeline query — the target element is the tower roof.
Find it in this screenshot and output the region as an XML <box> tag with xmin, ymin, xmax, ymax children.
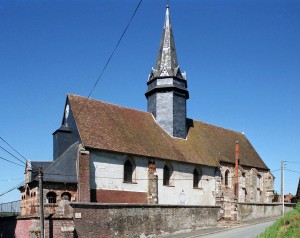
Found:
<box><xmin>149</xmin><ymin>5</ymin><xmax>185</xmax><ymax>80</ymax></box>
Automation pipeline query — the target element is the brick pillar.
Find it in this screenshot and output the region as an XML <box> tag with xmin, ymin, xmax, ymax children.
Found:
<box><xmin>78</xmin><ymin>150</ymin><xmax>90</xmax><ymax>202</ymax></box>
<box><xmin>148</xmin><ymin>160</ymin><xmax>158</xmax><ymax>204</ymax></box>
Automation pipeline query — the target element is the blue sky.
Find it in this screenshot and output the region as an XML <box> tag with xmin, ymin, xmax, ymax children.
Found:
<box><xmin>0</xmin><ymin>0</ymin><xmax>299</xmax><ymax>203</ymax></box>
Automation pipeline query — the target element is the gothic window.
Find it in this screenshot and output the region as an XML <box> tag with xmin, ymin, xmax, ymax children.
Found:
<box><xmin>193</xmin><ymin>168</ymin><xmax>202</xmax><ymax>188</ymax></box>
<box><xmin>163</xmin><ymin>165</ymin><xmax>172</xmax><ymax>186</ymax></box>
<box><xmin>26</xmin><ymin>187</ymin><xmax>30</xmax><ymax>196</ymax></box>
<box><xmin>241</xmin><ymin>173</ymin><xmax>246</xmax><ymax>188</ymax></box>
<box><xmin>124</xmin><ymin>159</ymin><xmax>135</xmax><ymax>183</ymax></box>
<box><xmin>225</xmin><ymin>170</ymin><xmax>230</xmax><ymax>187</ymax></box>
<box><xmin>61</xmin><ymin>192</ymin><xmax>71</xmax><ymax>201</ymax></box>
<box><xmin>46</xmin><ymin>192</ymin><xmax>57</xmax><ymax>204</ymax></box>
<box><xmin>257</xmin><ymin>174</ymin><xmax>262</xmax><ymax>189</ymax></box>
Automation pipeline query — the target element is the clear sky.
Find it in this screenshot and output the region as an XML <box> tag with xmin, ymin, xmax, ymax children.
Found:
<box><xmin>0</xmin><ymin>0</ymin><xmax>299</xmax><ymax>203</ymax></box>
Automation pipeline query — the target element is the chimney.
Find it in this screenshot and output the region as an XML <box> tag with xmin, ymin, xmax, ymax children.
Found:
<box><xmin>235</xmin><ymin>141</ymin><xmax>240</xmax><ymax>199</ymax></box>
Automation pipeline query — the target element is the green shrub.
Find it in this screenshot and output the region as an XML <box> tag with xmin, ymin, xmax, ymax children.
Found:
<box><xmin>258</xmin><ymin>205</ymin><xmax>300</xmax><ymax>238</ymax></box>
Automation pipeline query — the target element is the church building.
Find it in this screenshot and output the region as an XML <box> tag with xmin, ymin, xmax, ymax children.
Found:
<box><xmin>19</xmin><ymin>6</ymin><xmax>274</xmax><ymax>219</ymax></box>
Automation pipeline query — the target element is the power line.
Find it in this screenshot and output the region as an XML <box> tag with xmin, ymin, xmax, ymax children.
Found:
<box><xmin>0</xmin><ymin>156</ymin><xmax>25</xmax><ymax>168</ymax></box>
<box><xmin>285</xmin><ymin>161</ymin><xmax>300</xmax><ymax>164</ymax></box>
<box><xmin>270</xmin><ymin>169</ymin><xmax>281</xmax><ymax>173</ymax></box>
<box><xmin>42</xmin><ymin>171</ymin><xmax>271</xmax><ymax>182</ymax></box>
<box><xmin>0</xmin><ymin>178</ymin><xmax>23</xmax><ymax>182</ymax></box>
<box><xmin>0</xmin><ymin>182</ymin><xmax>24</xmax><ymax>197</ymax></box>
<box><xmin>47</xmin><ymin>0</ymin><xmax>144</xmax><ymax>163</ymax></box>
<box><xmin>87</xmin><ymin>0</ymin><xmax>143</xmax><ymax>99</ymax></box>
<box><xmin>285</xmin><ymin>169</ymin><xmax>300</xmax><ymax>174</ymax></box>
<box><xmin>0</xmin><ymin>144</ymin><xmax>26</xmax><ymax>166</ymax></box>
<box><xmin>0</xmin><ymin>136</ymin><xmax>41</xmax><ymax>172</ymax></box>
<box><xmin>0</xmin><ymin>136</ymin><xmax>29</xmax><ymax>164</ymax></box>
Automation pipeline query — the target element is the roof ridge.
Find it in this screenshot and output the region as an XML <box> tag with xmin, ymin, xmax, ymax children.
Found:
<box><xmin>68</xmin><ymin>94</ymin><xmax>152</xmax><ymax>115</ymax></box>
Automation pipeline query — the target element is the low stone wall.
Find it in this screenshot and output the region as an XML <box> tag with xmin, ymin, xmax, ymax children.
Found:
<box><xmin>1</xmin><ymin>203</ymin><xmax>296</xmax><ymax>238</ymax></box>
<box><xmin>70</xmin><ymin>203</ymin><xmax>220</xmax><ymax>238</ymax></box>
<box><xmin>237</xmin><ymin>202</ymin><xmax>295</xmax><ymax>221</ymax></box>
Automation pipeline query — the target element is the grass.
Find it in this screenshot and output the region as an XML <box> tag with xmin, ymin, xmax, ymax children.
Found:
<box><xmin>258</xmin><ymin>204</ymin><xmax>300</xmax><ymax>238</ymax></box>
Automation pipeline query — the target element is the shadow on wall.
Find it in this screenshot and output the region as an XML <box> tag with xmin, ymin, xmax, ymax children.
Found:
<box><xmin>0</xmin><ymin>216</ymin><xmax>17</xmax><ymax>238</ymax></box>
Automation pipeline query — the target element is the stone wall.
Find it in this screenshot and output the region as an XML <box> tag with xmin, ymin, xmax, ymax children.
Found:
<box><xmin>237</xmin><ymin>203</ymin><xmax>295</xmax><ymax>221</ymax></box>
<box><xmin>70</xmin><ymin>203</ymin><xmax>220</xmax><ymax>238</ymax></box>
<box><xmin>219</xmin><ymin>163</ymin><xmax>274</xmax><ymax>204</ymax></box>
<box><xmin>0</xmin><ymin>203</ymin><xmax>297</xmax><ymax>238</ymax></box>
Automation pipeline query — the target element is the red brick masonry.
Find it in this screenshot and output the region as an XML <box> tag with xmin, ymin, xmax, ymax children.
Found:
<box><xmin>91</xmin><ymin>189</ymin><xmax>148</xmax><ymax>203</ymax></box>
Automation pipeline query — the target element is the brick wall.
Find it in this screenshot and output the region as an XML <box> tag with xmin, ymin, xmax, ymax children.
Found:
<box><xmin>70</xmin><ymin>203</ymin><xmax>219</xmax><ymax>237</ymax></box>
<box><xmin>78</xmin><ymin>150</ymin><xmax>90</xmax><ymax>202</ymax></box>
<box><xmin>91</xmin><ymin>189</ymin><xmax>147</xmax><ymax>203</ymax></box>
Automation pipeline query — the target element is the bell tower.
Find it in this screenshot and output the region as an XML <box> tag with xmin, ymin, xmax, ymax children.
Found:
<box><xmin>145</xmin><ymin>5</ymin><xmax>189</xmax><ymax>139</ymax></box>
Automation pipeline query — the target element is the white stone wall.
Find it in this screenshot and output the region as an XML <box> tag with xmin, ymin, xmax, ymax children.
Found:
<box><xmin>155</xmin><ymin>160</ymin><xmax>216</xmax><ymax>205</ymax></box>
<box><xmin>90</xmin><ymin>151</ymin><xmax>148</xmax><ymax>193</ymax></box>
<box><xmin>90</xmin><ymin>151</ymin><xmax>216</xmax><ymax>205</ymax></box>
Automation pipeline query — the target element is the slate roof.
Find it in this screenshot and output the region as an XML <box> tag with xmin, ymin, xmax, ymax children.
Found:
<box><xmin>68</xmin><ymin>94</ymin><xmax>269</xmax><ymax>170</ymax></box>
<box><xmin>29</xmin><ymin>161</ymin><xmax>52</xmax><ymax>179</ymax></box>
<box><xmin>42</xmin><ymin>142</ymin><xmax>79</xmax><ymax>183</ymax></box>
<box><xmin>28</xmin><ymin>142</ymin><xmax>79</xmax><ymax>184</ymax></box>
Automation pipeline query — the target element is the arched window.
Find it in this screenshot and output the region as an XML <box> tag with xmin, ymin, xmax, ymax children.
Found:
<box><xmin>46</xmin><ymin>192</ymin><xmax>57</xmax><ymax>203</ymax></box>
<box><xmin>124</xmin><ymin>159</ymin><xmax>134</xmax><ymax>183</ymax></box>
<box><xmin>61</xmin><ymin>192</ymin><xmax>71</xmax><ymax>201</ymax></box>
<box><xmin>193</xmin><ymin>168</ymin><xmax>202</xmax><ymax>188</ymax></box>
<box><xmin>225</xmin><ymin>170</ymin><xmax>229</xmax><ymax>187</ymax></box>
<box><xmin>26</xmin><ymin>187</ymin><xmax>30</xmax><ymax>196</ymax></box>
<box><xmin>257</xmin><ymin>174</ymin><xmax>262</xmax><ymax>189</ymax></box>
<box><xmin>163</xmin><ymin>165</ymin><xmax>172</xmax><ymax>186</ymax></box>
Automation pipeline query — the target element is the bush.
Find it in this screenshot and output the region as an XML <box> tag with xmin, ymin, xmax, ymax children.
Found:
<box><xmin>259</xmin><ymin>205</ymin><xmax>300</xmax><ymax>238</ymax></box>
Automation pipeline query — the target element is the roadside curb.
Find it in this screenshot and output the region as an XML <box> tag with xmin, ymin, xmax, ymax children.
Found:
<box><xmin>166</xmin><ymin>216</ymin><xmax>280</xmax><ymax>238</ymax></box>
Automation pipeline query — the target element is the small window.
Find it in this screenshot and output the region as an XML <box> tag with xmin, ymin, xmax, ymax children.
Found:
<box><xmin>225</xmin><ymin>170</ymin><xmax>229</xmax><ymax>187</ymax></box>
<box><xmin>163</xmin><ymin>165</ymin><xmax>171</xmax><ymax>186</ymax></box>
<box><xmin>61</xmin><ymin>192</ymin><xmax>71</xmax><ymax>201</ymax></box>
<box><xmin>26</xmin><ymin>187</ymin><xmax>30</xmax><ymax>196</ymax></box>
<box><xmin>193</xmin><ymin>168</ymin><xmax>201</xmax><ymax>188</ymax></box>
<box><xmin>257</xmin><ymin>175</ymin><xmax>262</xmax><ymax>189</ymax></box>
<box><xmin>46</xmin><ymin>192</ymin><xmax>57</xmax><ymax>203</ymax></box>
<box><xmin>124</xmin><ymin>160</ymin><xmax>134</xmax><ymax>183</ymax></box>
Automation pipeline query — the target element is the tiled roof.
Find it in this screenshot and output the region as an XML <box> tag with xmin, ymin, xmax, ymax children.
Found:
<box><xmin>68</xmin><ymin>94</ymin><xmax>269</xmax><ymax>170</ymax></box>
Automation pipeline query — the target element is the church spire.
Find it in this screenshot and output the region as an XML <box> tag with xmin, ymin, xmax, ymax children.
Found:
<box><xmin>149</xmin><ymin>5</ymin><xmax>185</xmax><ymax>80</ymax></box>
<box><xmin>145</xmin><ymin>5</ymin><xmax>189</xmax><ymax>139</ymax></box>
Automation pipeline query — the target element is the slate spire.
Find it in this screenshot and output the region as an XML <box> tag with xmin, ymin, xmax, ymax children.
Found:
<box><xmin>145</xmin><ymin>5</ymin><xmax>189</xmax><ymax>139</ymax></box>
<box><xmin>149</xmin><ymin>5</ymin><xmax>185</xmax><ymax>80</ymax></box>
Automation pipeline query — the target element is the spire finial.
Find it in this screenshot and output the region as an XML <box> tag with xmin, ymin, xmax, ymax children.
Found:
<box><xmin>166</xmin><ymin>0</ymin><xmax>169</xmax><ymax>8</ymax></box>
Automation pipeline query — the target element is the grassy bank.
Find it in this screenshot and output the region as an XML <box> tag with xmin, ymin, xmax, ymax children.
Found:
<box><xmin>258</xmin><ymin>205</ymin><xmax>300</xmax><ymax>238</ymax></box>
